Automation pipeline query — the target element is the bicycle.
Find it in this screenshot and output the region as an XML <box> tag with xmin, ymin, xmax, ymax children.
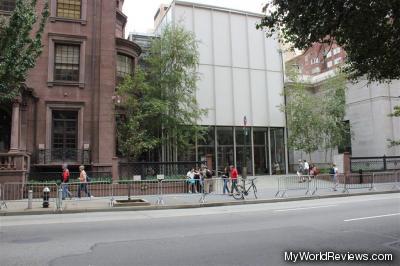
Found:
<box><xmin>232</xmin><ymin>177</ymin><xmax>258</xmax><ymax>200</ymax></box>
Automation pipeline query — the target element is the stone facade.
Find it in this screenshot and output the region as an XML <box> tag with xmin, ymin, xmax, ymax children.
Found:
<box><xmin>0</xmin><ymin>0</ymin><xmax>141</xmax><ymax>180</ymax></box>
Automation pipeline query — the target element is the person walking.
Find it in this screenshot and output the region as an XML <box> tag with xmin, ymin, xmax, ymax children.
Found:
<box><xmin>61</xmin><ymin>163</ymin><xmax>73</xmax><ymax>200</ymax></box>
<box><xmin>78</xmin><ymin>165</ymin><xmax>92</xmax><ymax>198</ymax></box>
<box><xmin>330</xmin><ymin>163</ymin><xmax>339</xmax><ymax>191</ymax></box>
<box><xmin>194</xmin><ymin>168</ymin><xmax>201</xmax><ymax>193</ymax></box>
<box><xmin>222</xmin><ymin>166</ymin><xmax>230</xmax><ymax>194</ymax></box>
<box><xmin>229</xmin><ymin>165</ymin><xmax>239</xmax><ymax>195</ymax></box>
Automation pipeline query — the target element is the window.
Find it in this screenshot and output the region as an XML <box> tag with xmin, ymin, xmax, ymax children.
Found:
<box><xmin>57</xmin><ymin>0</ymin><xmax>81</xmax><ymax>19</ymax></box>
<box><xmin>117</xmin><ymin>54</ymin><xmax>134</xmax><ymax>78</ymax></box>
<box><xmin>270</xmin><ymin>128</ymin><xmax>286</xmax><ymax>175</ymax></box>
<box><xmin>253</xmin><ymin>128</ymin><xmax>269</xmax><ymax>175</ymax></box>
<box><xmin>54</xmin><ymin>44</ymin><xmax>80</xmax><ymax>82</ymax></box>
<box><xmin>327</xmin><ymin>61</ymin><xmax>333</xmax><ymax>68</ymax></box>
<box><xmin>0</xmin><ymin>0</ymin><xmax>15</xmax><ymax>11</ymax></box>
<box><xmin>311</xmin><ymin>57</ymin><xmax>319</xmax><ymax>64</ymax></box>
<box><xmin>326</xmin><ymin>51</ymin><xmax>332</xmax><ymax>58</ymax></box>
<box><xmin>52</xmin><ymin>110</ymin><xmax>78</xmax><ymax>161</ymax></box>
<box><xmin>333</xmin><ymin>47</ymin><xmax>341</xmax><ymax>55</ymax></box>
<box><xmin>334</xmin><ymin>57</ymin><xmax>342</xmax><ymax>65</ymax></box>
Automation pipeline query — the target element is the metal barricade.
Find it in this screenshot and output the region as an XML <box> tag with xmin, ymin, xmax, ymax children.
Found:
<box><xmin>1</xmin><ymin>182</ymin><xmax>58</xmax><ymax>209</ymax></box>
<box><xmin>343</xmin><ymin>173</ymin><xmax>374</xmax><ymax>193</ymax></box>
<box><xmin>0</xmin><ymin>183</ymin><xmax>7</xmax><ymax>209</ymax></box>
<box><xmin>275</xmin><ymin>175</ymin><xmax>312</xmax><ymax>198</ymax></box>
<box><xmin>372</xmin><ymin>171</ymin><xmax>400</xmax><ymax>191</ymax></box>
<box><xmin>311</xmin><ymin>174</ymin><xmax>345</xmax><ymax>195</ymax></box>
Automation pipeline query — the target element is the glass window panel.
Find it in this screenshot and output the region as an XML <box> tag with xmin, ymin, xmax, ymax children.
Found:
<box><xmin>254</xmin><ymin>146</ymin><xmax>268</xmax><ymax>175</ymax></box>
<box><xmin>198</xmin><ymin>146</ymin><xmax>215</xmax><ymax>170</ymax></box>
<box><xmin>217</xmin><ymin>127</ymin><xmax>233</xmax><ymax>146</ymax></box>
<box><xmin>235</xmin><ymin>127</ymin><xmax>251</xmax><ymax>146</ymax></box>
<box><xmin>217</xmin><ymin>146</ymin><xmax>234</xmax><ymax>173</ymax></box>
<box><xmin>253</xmin><ymin>128</ymin><xmax>267</xmax><ymax>145</ymax></box>
<box><xmin>57</xmin><ymin>0</ymin><xmax>81</xmax><ymax>19</ymax></box>
<box><xmin>54</xmin><ymin>44</ymin><xmax>80</xmax><ymax>82</ymax></box>
<box><xmin>52</xmin><ymin>110</ymin><xmax>78</xmax><ymax>160</ymax></box>
<box><xmin>236</xmin><ymin>146</ymin><xmax>253</xmax><ymax>175</ymax></box>
<box><xmin>0</xmin><ymin>0</ymin><xmax>16</xmax><ymax>11</ymax></box>
<box><xmin>270</xmin><ymin>128</ymin><xmax>286</xmax><ymax>175</ymax></box>
<box><xmin>117</xmin><ymin>54</ymin><xmax>134</xmax><ymax>78</ymax></box>
<box><xmin>197</xmin><ymin>126</ymin><xmax>214</xmax><ymax>146</ymax></box>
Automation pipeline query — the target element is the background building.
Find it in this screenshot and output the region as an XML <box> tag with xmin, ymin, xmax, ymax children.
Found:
<box><xmin>150</xmin><ymin>1</ymin><xmax>288</xmax><ymax>175</ymax></box>
<box><xmin>285</xmin><ymin>43</ymin><xmax>400</xmax><ymax>170</ymax></box>
<box><xmin>0</xmin><ymin>0</ymin><xmax>141</xmax><ymax>180</ymax></box>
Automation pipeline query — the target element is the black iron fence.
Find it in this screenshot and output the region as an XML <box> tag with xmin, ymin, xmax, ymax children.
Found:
<box><xmin>350</xmin><ymin>156</ymin><xmax>400</xmax><ymax>173</ymax></box>
<box><xmin>34</xmin><ymin>149</ymin><xmax>90</xmax><ymax>165</ymax></box>
<box><xmin>119</xmin><ymin>161</ymin><xmax>207</xmax><ymax>180</ymax></box>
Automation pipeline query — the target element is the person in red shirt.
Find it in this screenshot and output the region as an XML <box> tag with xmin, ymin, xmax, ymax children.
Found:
<box><xmin>61</xmin><ymin>163</ymin><xmax>73</xmax><ymax>199</ymax></box>
<box><xmin>229</xmin><ymin>165</ymin><xmax>239</xmax><ymax>195</ymax></box>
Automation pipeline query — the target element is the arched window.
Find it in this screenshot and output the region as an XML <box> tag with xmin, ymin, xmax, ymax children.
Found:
<box><xmin>117</xmin><ymin>54</ymin><xmax>134</xmax><ymax>78</ymax></box>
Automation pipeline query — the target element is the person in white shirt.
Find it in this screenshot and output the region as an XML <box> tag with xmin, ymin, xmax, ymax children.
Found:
<box><xmin>186</xmin><ymin>168</ymin><xmax>197</xmax><ymax>193</ymax></box>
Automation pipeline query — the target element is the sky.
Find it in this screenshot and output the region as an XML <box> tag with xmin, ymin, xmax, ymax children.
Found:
<box><xmin>123</xmin><ymin>0</ymin><xmax>266</xmax><ymax>34</ymax></box>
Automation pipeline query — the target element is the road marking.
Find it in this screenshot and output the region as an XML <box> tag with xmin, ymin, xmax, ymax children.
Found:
<box><xmin>274</xmin><ymin>205</ymin><xmax>338</xmax><ymax>212</ymax></box>
<box><xmin>344</xmin><ymin>213</ymin><xmax>400</xmax><ymax>222</ymax></box>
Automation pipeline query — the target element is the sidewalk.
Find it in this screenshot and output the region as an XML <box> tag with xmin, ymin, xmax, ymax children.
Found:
<box><xmin>1</xmin><ymin>176</ymin><xmax>399</xmax><ymax>216</ymax></box>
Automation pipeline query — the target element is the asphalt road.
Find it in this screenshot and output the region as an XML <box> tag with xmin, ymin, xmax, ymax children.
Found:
<box><xmin>1</xmin><ymin>193</ymin><xmax>399</xmax><ymax>266</ymax></box>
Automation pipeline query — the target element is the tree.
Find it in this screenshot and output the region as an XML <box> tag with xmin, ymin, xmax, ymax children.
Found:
<box><xmin>319</xmin><ymin>73</ymin><xmax>349</xmax><ymax>160</ymax></box>
<box><xmin>0</xmin><ymin>0</ymin><xmax>49</xmax><ymax>102</ymax></box>
<box><xmin>281</xmin><ymin>70</ymin><xmax>323</xmax><ymax>160</ymax></box>
<box><xmin>283</xmin><ymin>68</ymin><xmax>348</xmax><ymax>161</ymax></box>
<box><xmin>116</xmin><ymin>25</ymin><xmax>207</xmax><ymax>161</ymax></box>
<box><xmin>257</xmin><ymin>0</ymin><xmax>400</xmax><ymax>82</ymax></box>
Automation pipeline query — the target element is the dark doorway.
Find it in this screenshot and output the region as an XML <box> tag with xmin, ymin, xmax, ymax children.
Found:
<box><xmin>52</xmin><ymin>110</ymin><xmax>78</xmax><ymax>162</ymax></box>
<box><xmin>0</xmin><ymin>107</ymin><xmax>11</xmax><ymax>152</ymax></box>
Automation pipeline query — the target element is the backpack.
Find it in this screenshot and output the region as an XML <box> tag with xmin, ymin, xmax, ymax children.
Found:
<box><xmin>329</xmin><ymin>168</ymin><xmax>335</xmax><ymax>175</ymax></box>
<box><xmin>86</xmin><ymin>175</ymin><xmax>91</xmax><ymax>182</ymax></box>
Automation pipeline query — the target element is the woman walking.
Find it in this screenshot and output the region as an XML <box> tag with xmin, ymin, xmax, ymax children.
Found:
<box><xmin>78</xmin><ymin>165</ymin><xmax>92</xmax><ymax>198</ymax></box>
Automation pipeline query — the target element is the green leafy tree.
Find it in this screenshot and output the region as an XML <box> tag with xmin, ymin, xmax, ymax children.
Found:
<box><xmin>257</xmin><ymin>0</ymin><xmax>400</xmax><ymax>82</ymax></box>
<box><xmin>116</xmin><ymin>25</ymin><xmax>207</xmax><ymax>161</ymax></box>
<box><xmin>283</xmin><ymin>69</ymin><xmax>348</xmax><ymax>161</ymax></box>
<box><xmin>282</xmin><ymin>70</ymin><xmax>323</xmax><ymax>160</ymax></box>
<box><xmin>319</xmin><ymin>73</ymin><xmax>349</xmax><ymax>160</ymax></box>
<box><xmin>0</xmin><ymin>0</ymin><xmax>49</xmax><ymax>102</ymax></box>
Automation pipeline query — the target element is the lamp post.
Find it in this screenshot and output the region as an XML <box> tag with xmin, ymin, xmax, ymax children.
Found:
<box><xmin>243</xmin><ymin>116</ymin><xmax>247</xmax><ymax>179</ymax></box>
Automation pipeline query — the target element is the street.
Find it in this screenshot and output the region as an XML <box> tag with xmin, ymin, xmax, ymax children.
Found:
<box><xmin>1</xmin><ymin>193</ymin><xmax>399</xmax><ymax>266</ymax></box>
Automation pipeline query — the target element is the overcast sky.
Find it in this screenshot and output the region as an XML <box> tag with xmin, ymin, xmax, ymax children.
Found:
<box><xmin>123</xmin><ymin>0</ymin><xmax>266</xmax><ymax>34</ymax></box>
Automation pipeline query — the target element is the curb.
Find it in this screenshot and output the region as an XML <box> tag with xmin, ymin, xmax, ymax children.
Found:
<box><xmin>1</xmin><ymin>190</ymin><xmax>399</xmax><ymax>216</ymax></box>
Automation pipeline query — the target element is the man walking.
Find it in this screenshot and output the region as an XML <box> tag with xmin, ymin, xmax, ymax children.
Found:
<box><xmin>61</xmin><ymin>163</ymin><xmax>73</xmax><ymax>200</ymax></box>
<box><xmin>229</xmin><ymin>165</ymin><xmax>239</xmax><ymax>195</ymax></box>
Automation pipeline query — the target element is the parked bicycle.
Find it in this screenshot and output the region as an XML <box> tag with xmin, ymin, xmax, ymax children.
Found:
<box><xmin>233</xmin><ymin>177</ymin><xmax>257</xmax><ymax>200</ymax></box>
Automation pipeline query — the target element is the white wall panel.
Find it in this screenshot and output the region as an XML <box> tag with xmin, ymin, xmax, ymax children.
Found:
<box><xmin>212</xmin><ymin>11</ymin><xmax>231</xmax><ymax>66</ymax></box>
<box><xmin>265</xmin><ymin>34</ymin><xmax>281</xmax><ymax>72</ymax></box>
<box><xmin>267</xmin><ymin>71</ymin><xmax>285</xmax><ymax>127</ymax></box>
<box><xmin>197</xmin><ymin>65</ymin><xmax>215</xmax><ymax>125</ymax></box>
<box><xmin>233</xmin><ymin>68</ymin><xmax>252</xmax><ymax>125</ymax></box>
<box><xmin>194</xmin><ymin>8</ymin><xmax>213</xmax><ymax>65</ymax></box>
<box><xmin>248</xmin><ymin>17</ymin><xmax>265</xmax><ymax>70</ymax></box>
<box><xmin>175</xmin><ymin>6</ymin><xmax>193</xmax><ymax>31</ymax></box>
<box><xmin>230</xmin><ymin>14</ymin><xmax>248</xmax><ymax>68</ymax></box>
<box><xmin>250</xmin><ymin>70</ymin><xmax>269</xmax><ymax>126</ymax></box>
<box><xmin>215</xmin><ymin>66</ymin><xmax>234</xmax><ymax>125</ymax></box>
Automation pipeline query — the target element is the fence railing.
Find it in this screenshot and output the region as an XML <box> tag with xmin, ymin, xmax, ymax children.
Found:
<box><xmin>27</xmin><ymin>171</ymin><xmax>112</xmax><ymax>182</ymax></box>
<box><xmin>350</xmin><ymin>156</ymin><xmax>400</xmax><ymax>172</ymax></box>
<box><xmin>1</xmin><ymin>172</ymin><xmax>399</xmax><ymax>211</ymax></box>
<box><xmin>118</xmin><ymin>161</ymin><xmax>207</xmax><ymax>180</ymax></box>
<box><xmin>275</xmin><ymin>172</ymin><xmax>400</xmax><ymax>197</ymax></box>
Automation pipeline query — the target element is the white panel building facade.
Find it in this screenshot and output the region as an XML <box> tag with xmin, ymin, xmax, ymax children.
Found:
<box><xmin>154</xmin><ymin>1</ymin><xmax>287</xmax><ymax>175</ymax></box>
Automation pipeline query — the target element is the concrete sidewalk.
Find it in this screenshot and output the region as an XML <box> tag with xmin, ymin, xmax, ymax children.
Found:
<box><xmin>1</xmin><ymin>176</ymin><xmax>399</xmax><ymax>216</ymax></box>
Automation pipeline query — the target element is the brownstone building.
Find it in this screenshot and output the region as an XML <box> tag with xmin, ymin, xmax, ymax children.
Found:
<box><xmin>0</xmin><ymin>0</ymin><xmax>141</xmax><ymax>181</ymax></box>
